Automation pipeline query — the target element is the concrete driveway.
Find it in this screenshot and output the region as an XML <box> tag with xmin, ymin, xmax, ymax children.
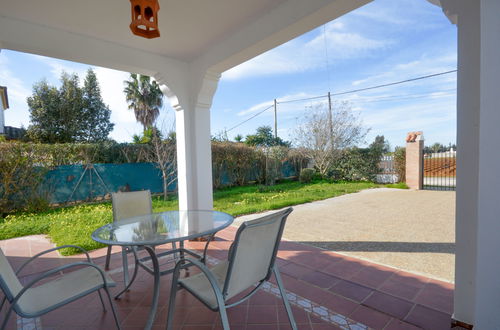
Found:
<box><xmin>236</xmin><ymin>188</ymin><xmax>455</xmax><ymax>282</ymax></box>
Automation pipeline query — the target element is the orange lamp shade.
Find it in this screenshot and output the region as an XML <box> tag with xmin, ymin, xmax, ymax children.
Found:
<box><xmin>129</xmin><ymin>0</ymin><xmax>160</xmax><ymax>39</ymax></box>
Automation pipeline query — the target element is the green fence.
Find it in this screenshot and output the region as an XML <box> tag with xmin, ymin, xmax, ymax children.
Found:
<box><xmin>45</xmin><ymin>163</ymin><xmax>175</xmax><ymax>204</ymax></box>
<box><xmin>44</xmin><ymin>161</ymin><xmax>298</xmax><ymax>204</ymax></box>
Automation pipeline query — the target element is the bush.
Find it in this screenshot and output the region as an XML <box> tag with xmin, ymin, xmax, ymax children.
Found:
<box><xmin>299</xmin><ymin>168</ymin><xmax>315</xmax><ymax>183</ymax></box>
<box><xmin>394</xmin><ymin>147</ymin><xmax>406</xmax><ymax>183</ymax></box>
<box><xmin>212</xmin><ymin>142</ymin><xmax>263</xmax><ymax>188</ymax></box>
<box><xmin>0</xmin><ymin>143</ymin><xmax>51</xmax><ymax>215</ymax></box>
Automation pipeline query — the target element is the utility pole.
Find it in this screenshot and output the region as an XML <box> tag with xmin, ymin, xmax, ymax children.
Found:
<box><xmin>328</xmin><ymin>92</ymin><xmax>333</xmax><ymax>148</ymax></box>
<box><xmin>274</xmin><ymin>98</ymin><xmax>278</xmax><ymax>139</ymax></box>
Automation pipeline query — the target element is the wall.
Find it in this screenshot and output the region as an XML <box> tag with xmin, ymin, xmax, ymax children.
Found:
<box><xmin>0</xmin><ymin>95</ymin><xmax>4</xmax><ymax>135</ymax></box>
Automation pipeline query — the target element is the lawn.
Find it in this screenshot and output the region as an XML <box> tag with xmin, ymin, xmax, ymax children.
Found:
<box><xmin>0</xmin><ymin>180</ymin><xmax>402</xmax><ymax>255</ymax></box>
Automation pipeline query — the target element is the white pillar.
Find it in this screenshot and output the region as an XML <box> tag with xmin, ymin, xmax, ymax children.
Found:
<box><xmin>473</xmin><ymin>0</ymin><xmax>500</xmax><ymax>328</ymax></box>
<box><xmin>446</xmin><ymin>0</ymin><xmax>500</xmax><ymax>327</ymax></box>
<box><xmin>451</xmin><ymin>0</ymin><xmax>479</xmax><ymax>326</ymax></box>
<box><xmin>156</xmin><ymin>70</ymin><xmax>220</xmax><ymax>211</ymax></box>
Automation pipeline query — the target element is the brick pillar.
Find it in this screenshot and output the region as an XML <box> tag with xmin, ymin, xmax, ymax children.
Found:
<box><xmin>405</xmin><ymin>131</ymin><xmax>424</xmax><ymax>190</ymax></box>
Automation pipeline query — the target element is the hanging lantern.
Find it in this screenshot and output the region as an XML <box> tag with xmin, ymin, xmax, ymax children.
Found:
<box><xmin>129</xmin><ymin>0</ymin><xmax>160</xmax><ymax>39</ymax></box>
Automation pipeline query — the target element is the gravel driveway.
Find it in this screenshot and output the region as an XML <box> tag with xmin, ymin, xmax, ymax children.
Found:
<box><xmin>235</xmin><ymin>188</ymin><xmax>455</xmax><ymax>282</ymax></box>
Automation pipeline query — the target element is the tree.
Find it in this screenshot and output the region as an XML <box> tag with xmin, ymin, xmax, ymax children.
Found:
<box><xmin>27</xmin><ymin>80</ymin><xmax>61</xmax><ymax>143</ymax></box>
<box><xmin>234</xmin><ymin>134</ymin><xmax>244</xmax><ymax>142</ymax></box>
<box><xmin>245</xmin><ymin>126</ymin><xmax>290</xmax><ymax>147</ymax></box>
<box><xmin>132</xmin><ymin>127</ymin><xmax>157</xmax><ymax>144</ymax></box>
<box><xmin>27</xmin><ymin>71</ymin><xmax>114</xmax><ymax>143</ymax></box>
<box><xmin>294</xmin><ymin>101</ymin><xmax>367</xmax><ymax>177</ymax></box>
<box><xmin>80</xmin><ymin>69</ymin><xmax>114</xmax><ymax>142</ymax></box>
<box><xmin>370</xmin><ymin>135</ymin><xmax>390</xmax><ymax>154</ymax></box>
<box><xmin>124</xmin><ymin>74</ymin><xmax>163</xmax><ymax>131</ymax></box>
<box><xmin>143</xmin><ymin>127</ymin><xmax>177</xmax><ymax>200</ymax></box>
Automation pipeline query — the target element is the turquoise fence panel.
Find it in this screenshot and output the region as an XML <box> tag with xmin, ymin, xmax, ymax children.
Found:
<box><xmin>43</xmin><ymin>160</ymin><xmax>298</xmax><ymax>204</ymax></box>
<box><xmin>281</xmin><ymin>161</ymin><xmax>297</xmax><ymax>178</ymax></box>
<box><xmin>45</xmin><ymin>163</ymin><xmax>176</xmax><ymax>204</ymax></box>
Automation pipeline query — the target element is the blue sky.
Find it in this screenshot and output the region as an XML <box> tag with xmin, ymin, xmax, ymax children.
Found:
<box><xmin>1</xmin><ymin>0</ymin><xmax>456</xmax><ymax>149</ymax></box>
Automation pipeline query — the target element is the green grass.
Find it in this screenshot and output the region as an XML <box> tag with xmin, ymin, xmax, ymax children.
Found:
<box><xmin>384</xmin><ymin>182</ymin><xmax>409</xmax><ymax>189</ymax></box>
<box><xmin>0</xmin><ymin>180</ymin><xmax>393</xmax><ymax>255</ymax></box>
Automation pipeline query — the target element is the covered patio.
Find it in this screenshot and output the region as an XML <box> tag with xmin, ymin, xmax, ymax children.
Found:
<box><xmin>1</xmin><ymin>0</ymin><xmax>500</xmax><ymax>328</ymax></box>
<box><xmin>2</xmin><ymin>226</ymin><xmax>453</xmax><ymax>329</ymax></box>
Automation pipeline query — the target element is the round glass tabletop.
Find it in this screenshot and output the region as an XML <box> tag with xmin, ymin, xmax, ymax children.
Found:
<box><xmin>91</xmin><ymin>210</ymin><xmax>234</xmax><ymax>246</ymax></box>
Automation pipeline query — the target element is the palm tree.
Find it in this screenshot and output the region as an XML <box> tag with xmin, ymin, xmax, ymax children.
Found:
<box><xmin>124</xmin><ymin>73</ymin><xmax>163</xmax><ymax>131</ymax></box>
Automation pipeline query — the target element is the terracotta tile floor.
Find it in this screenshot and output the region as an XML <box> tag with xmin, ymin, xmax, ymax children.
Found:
<box><xmin>0</xmin><ymin>227</ymin><xmax>454</xmax><ymax>329</ymax></box>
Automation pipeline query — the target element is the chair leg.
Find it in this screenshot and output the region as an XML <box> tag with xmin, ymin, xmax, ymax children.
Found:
<box><xmin>0</xmin><ymin>296</ymin><xmax>6</xmax><ymax>312</ymax></box>
<box><xmin>166</xmin><ymin>265</ymin><xmax>181</xmax><ymax>330</ymax></box>
<box><xmin>218</xmin><ymin>305</ymin><xmax>230</xmax><ymax>330</ymax></box>
<box><xmin>105</xmin><ymin>245</ymin><xmax>112</xmax><ymax>270</ymax></box>
<box><xmin>121</xmin><ymin>247</ymin><xmax>129</xmax><ymax>286</ymax></box>
<box><xmin>103</xmin><ymin>285</ymin><xmax>121</xmax><ymax>329</ymax></box>
<box><xmin>0</xmin><ymin>303</ymin><xmax>15</xmax><ymax>330</ymax></box>
<box><xmin>171</xmin><ymin>242</ymin><xmax>177</xmax><ymax>261</ymax></box>
<box><xmin>97</xmin><ymin>289</ymin><xmax>107</xmax><ymax>311</ymax></box>
<box><xmin>274</xmin><ymin>266</ymin><xmax>297</xmax><ymax>330</ymax></box>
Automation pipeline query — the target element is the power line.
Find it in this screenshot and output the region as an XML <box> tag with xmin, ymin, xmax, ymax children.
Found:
<box><xmin>280</xmin><ymin>70</ymin><xmax>457</xmax><ymax>104</ymax></box>
<box><xmin>226</xmin><ymin>69</ymin><xmax>457</xmax><ymax>133</ymax></box>
<box><xmin>323</xmin><ymin>24</ymin><xmax>331</xmax><ymax>92</ymax></box>
<box><xmin>278</xmin><ymin>94</ymin><xmax>328</xmax><ymax>104</ymax></box>
<box><xmin>329</xmin><ymin>70</ymin><xmax>457</xmax><ymax>97</ymax></box>
<box><xmin>226</xmin><ymin>105</ymin><xmax>273</xmax><ymax>132</ymax></box>
<box><xmin>344</xmin><ymin>88</ymin><xmax>457</xmax><ymax>104</ymax></box>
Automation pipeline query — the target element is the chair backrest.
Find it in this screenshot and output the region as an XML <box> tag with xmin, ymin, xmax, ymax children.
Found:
<box><xmin>223</xmin><ymin>207</ymin><xmax>292</xmax><ymax>299</ymax></box>
<box><xmin>0</xmin><ymin>248</ymin><xmax>23</xmax><ymax>302</ymax></box>
<box><xmin>111</xmin><ymin>190</ymin><xmax>152</xmax><ymax>222</ymax></box>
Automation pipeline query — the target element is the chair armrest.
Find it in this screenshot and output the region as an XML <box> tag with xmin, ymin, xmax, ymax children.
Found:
<box><xmin>15</xmin><ymin>245</ymin><xmax>92</xmax><ymax>275</ymax></box>
<box><xmin>11</xmin><ymin>261</ymin><xmax>110</xmax><ymax>307</ymax></box>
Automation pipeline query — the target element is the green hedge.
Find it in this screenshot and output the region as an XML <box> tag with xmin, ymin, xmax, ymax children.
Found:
<box><xmin>0</xmin><ymin>141</ymin><xmax>309</xmax><ymax>215</ymax></box>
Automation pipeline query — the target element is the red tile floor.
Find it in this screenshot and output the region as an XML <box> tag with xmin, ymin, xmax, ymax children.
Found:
<box><xmin>0</xmin><ymin>226</ymin><xmax>454</xmax><ymax>330</ymax></box>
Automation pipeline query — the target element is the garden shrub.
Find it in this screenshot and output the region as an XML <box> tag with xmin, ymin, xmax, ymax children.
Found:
<box><xmin>0</xmin><ymin>143</ymin><xmax>51</xmax><ymax>215</ymax></box>
<box><xmin>299</xmin><ymin>168</ymin><xmax>315</xmax><ymax>183</ymax></box>
<box><xmin>212</xmin><ymin>142</ymin><xmax>304</xmax><ymax>188</ymax></box>
<box><xmin>394</xmin><ymin>147</ymin><xmax>406</xmax><ymax>183</ymax></box>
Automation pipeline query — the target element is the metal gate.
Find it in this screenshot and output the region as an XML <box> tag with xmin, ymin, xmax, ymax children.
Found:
<box><xmin>422</xmin><ymin>150</ymin><xmax>456</xmax><ymax>191</ymax></box>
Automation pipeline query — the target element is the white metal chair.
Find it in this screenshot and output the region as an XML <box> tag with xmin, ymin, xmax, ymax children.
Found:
<box><xmin>105</xmin><ymin>190</ymin><xmax>177</xmax><ymax>286</ymax></box>
<box><xmin>166</xmin><ymin>207</ymin><xmax>297</xmax><ymax>330</ymax></box>
<box><xmin>0</xmin><ymin>245</ymin><xmax>120</xmax><ymax>330</ymax></box>
<box><xmin>104</xmin><ymin>190</ymin><xmax>153</xmax><ymax>284</ymax></box>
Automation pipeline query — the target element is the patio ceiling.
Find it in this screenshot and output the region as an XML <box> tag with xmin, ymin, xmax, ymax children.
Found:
<box><xmin>0</xmin><ymin>0</ymin><xmax>371</xmax><ymax>76</ymax></box>
<box><xmin>1</xmin><ymin>0</ymin><xmax>290</xmax><ymax>61</ymax></box>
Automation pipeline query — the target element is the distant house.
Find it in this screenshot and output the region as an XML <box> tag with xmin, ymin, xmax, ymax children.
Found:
<box><xmin>0</xmin><ymin>86</ymin><xmax>8</xmax><ymax>136</ymax></box>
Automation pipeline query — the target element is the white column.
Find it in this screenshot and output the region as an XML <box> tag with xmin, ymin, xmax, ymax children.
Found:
<box><xmin>452</xmin><ymin>0</ymin><xmax>479</xmax><ymax>326</ymax></box>
<box><xmin>448</xmin><ymin>0</ymin><xmax>500</xmax><ymax>327</ymax></box>
<box><xmin>473</xmin><ymin>0</ymin><xmax>500</xmax><ymax>328</ymax></box>
<box><xmin>157</xmin><ymin>70</ymin><xmax>220</xmax><ymax>211</ymax></box>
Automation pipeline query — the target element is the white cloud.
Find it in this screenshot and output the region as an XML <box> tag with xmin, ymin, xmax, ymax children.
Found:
<box><xmin>0</xmin><ymin>53</ymin><xmax>32</xmax><ymax>126</ymax></box>
<box><xmin>223</xmin><ymin>21</ymin><xmax>391</xmax><ymax>80</ymax></box>
<box><xmin>32</xmin><ymin>55</ymin><xmax>88</xmax><ymax>83</ymax></box>
<box><xmin>0</xmin><ymin>53</ymin><xmax>31</xmax><ymax>106</ymax></box>
<box><xmin>237</xmin><ymin>92</ymin><xmax>324</xmax><ymax>117</ymax></box>
<box><xmin>351</xmin><ymin>54</ymin><xmax>456</xmax><ymax>91</ymax></box>
<box><xmin>93</xmin><ymin>67</ymin><xmax>144</xmax><ymax>142</ymax></box>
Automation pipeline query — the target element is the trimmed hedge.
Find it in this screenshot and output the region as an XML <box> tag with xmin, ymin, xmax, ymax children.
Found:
<box><xmin>0</xmin><ymin>141</ymin><xmax>308</xmax><ymax>214</ymax></box>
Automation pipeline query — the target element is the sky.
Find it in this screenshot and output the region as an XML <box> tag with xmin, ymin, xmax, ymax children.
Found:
<box><xmin>0</xmin><ymin>0</ymin><xmax>457</xmax><ymax>150</ymax></box>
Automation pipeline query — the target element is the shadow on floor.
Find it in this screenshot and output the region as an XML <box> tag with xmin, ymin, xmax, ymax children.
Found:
<box><xmin>298</xmin><ymin>241</ymin><xmax>455</xmax><ymax>254</ymax></box>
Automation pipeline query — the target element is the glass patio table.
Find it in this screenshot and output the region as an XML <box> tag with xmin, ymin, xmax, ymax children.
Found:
<box><xmin>92</xmin><ymin>210</ymin><xmax>234</xmax><ymax>330</ymax></box>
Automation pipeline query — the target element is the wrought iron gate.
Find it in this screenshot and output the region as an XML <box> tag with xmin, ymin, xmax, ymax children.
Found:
<box><xmin>422</xmin><ymin>151</ymin><xmax>456</xmax><ymax>191</ymax></box>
